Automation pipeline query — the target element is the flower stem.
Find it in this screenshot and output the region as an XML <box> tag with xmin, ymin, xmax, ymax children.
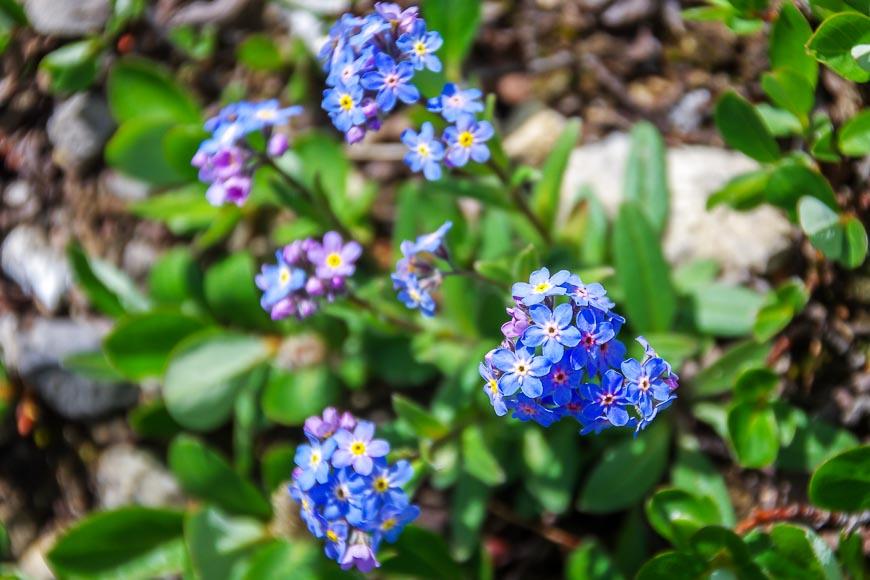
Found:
<box><xmin>487</xmin><ymin>160</ymin><xmax>552</xmax><ymax>244</ymax></box>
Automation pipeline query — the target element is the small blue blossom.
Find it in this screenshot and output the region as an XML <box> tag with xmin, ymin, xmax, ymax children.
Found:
<box><xmin>622</xmin><ymin>357</ymin><xmax>672</xmax><ymax>418</ymax></box>
<box><xmin>255</xmin><ymin>250</ymin><xmax>307</xmax><ymax>318</ymax></box>
<box><xmin>290</xmin><ymin>483</ymin><xmax>326</xmax><ymax>538</ymax></box>
<box><xmin>427</xmin><ymin>83</ymin><xmax>484</xmax><ymax>122</ymax></box>
<box><xmin>294</xmin><ymin>435</ymin><xmax>337</xmax><ymax>490</ymax></box>
<box><xmin>332</xmin><ymin>421</ymin><xmax>390</xmax><ymax>476</ymax></box>
<box><xmin>350</xmin><ymin>13</ymin><xmax>390</xmax><ymax>49</ymax></box>
<box><xmin>401</xmin><ymin>122</ymin><xmax>445</xmax><ymax>181</ymax></box>
<box><xmin>361</xmin><ymin>53</ymin><xmax>420</xmax><ymax>112</ymax></box>
<box><xmin>444</xmin><ymin>113</ymin><xmax>494</xmax><ymax>167</ymax></box>
<box><xmin>324</xmin><ymin>520</ymin><xmax>349</xmax><ymax>562</ymax></box>
<box><xmin>372</xmin><ymin>504</ymin><xmax>420</xmax><ymax>543</ymax></box>
<box><xmin>397</xmin><ymin>20</ymin><xmax>443</xmax><ymax>72</ymax></box>
<box><xmin>595</xmin><ymin>337</ymin><xmax>627</xmax><ymax>374</ymax></box>
<box><xmin>542</xmin><ymin>359</ymin><xmax>579</xmax><ymax>406</ymax></box>
<box><xmin>394</xmin><ymin>274</ymin><xmax>437</xmax><ymax>317</ymax></box>
<box><xmin>508</xmin><ymin>395</ymin><xmax>559</xmax><ymax>427</ymax></box>
<box><xmin>480</xmin><ymin>360</ymin><xmax>507</xmax><ymax>416</ymax></box>
<box><xmin>406</xmin><ymin>221</ymin><xmax>453</xmax><ymax>255</ymax></box>
<box><xmin>363</xmin><ymin>460</ymin><xmax>413</xmax><ymax>513</ymax></box>
<box><xmin>511</xmin><ymin>268</ymin><xmax>570</xmax><ymax>306</ymax></box>
<box><xmin>565</xmin><ymin>274</ymin><xmax>614</xmax><ymax>312</ymax></box>
<box><xmin>571</xmin><ymin>309</ymin><xmax>616</xmax><ymax>373</ymax></box>
<box><xmin>521</xmin><ymin>302</ymin><xmax>582</xmax><ymax>363</ymax></box>
<box><xmin>581</xmin><ymin>369</ymin><xmax>631</xmax><ymax>428</ymax></box>
<box><xmin>326</xmin><ymin>46</ymin><xmax>371</xmax><ymax>87</ymax></box>
<box><xmin>491</xmin><ymin>346</ymin><xmax>551</xmax><ymax>398</ymax></box>
<box><xmin>318</xmin><ymin>467</ymin><xmax>366</xmax><ymax>526</ymax></box>
<box><xmin>322</xmin><ymin>83</ymin><xmax>366</xmax><ymax>132</ymax></box>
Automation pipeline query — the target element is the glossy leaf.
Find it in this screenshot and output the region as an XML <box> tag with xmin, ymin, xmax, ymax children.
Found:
<box><xmin>530</xmin><ymin>118</ymin><xmax>582</xmax><ymax>229</ymax></box>
<box><xmin>808</xmin><ymin>445</ymin><xmax>870</xmax><ymax>512</ymax></box>
<box><xmin>672</xmin><ymin>443</ymin><xmax>735</xmax><ymax>526</ymax></box>
<box><xmin>566</xmin><ymin>539</ymin><xmax>625</xmax><ymax>580</ymax></box>
<box><xmin>68</xmin><ymin>242</ymin><xmax>150</xmax><ymax>318</ymax></box>
<box><xmin>646</xmin><ymin>488</ymin><xmax>722</xmax><ymax>548</ymax></box>
<box><xmin>692</xmin><ymin>283</ymin><xmax>765</xmax><ymax>337</ymax></box>
<box><xmin>714</xmin><ymin>91</ymin><xmax>780</xmax><ymax>162</ymax></box>
<box><xmin>104</xmin><ymin>312</ymin><xmax>206</xmax><ymax>380</ymax></box>
<box><xmin>106</xmin><ymin>117</ymin><xmax>193</xmax><ymax>186</ymax></box>
<box><xmin>108</xmin><ymin>58</ymin><xmax>201</xmax><ymax>123</ymax></box>
<box><xmin>807</xmin><ymin>13</ymin><xmax>870</xmax><ymax>82</ymax></box>
<box><xmin>728</xmin><ymin>401</ymin><xmax>779</xmax><ymax>468</ymax></box>
<box><xmin>837</xmin><ymin>109</ymin><xmax>870</xmax><ymax>156</ymax></box>
<box><xmin>692</xmin><ymin>340</ymin><xmax>771</xmax><ymax>397</ymax></box>
<box><xmin>524</xmin><ymin>423</ymin><xmax>582</xmax><ymax>513</ymax></box>
<box><xmin>204</xmin><ymin>252</ymin><xmax>271</xmax><ymax>330</ymax></box>
<box><xmin>624</xmin><ymin>121</ymin><xmax>668</xmax><ymax>233</ymax></box>
<box><xmin>185</xmin><ymin>507</ymin><xmax>267</xmax><ymax>580</ymax></box>
<box><xmin>761</xmin><ymin>69</ymin><xmax>814</xmax><ymax>122</ymax></box>
<box><xmin>423</xmin><ymin>0</ymin><xmax>482</xmax><ymax>79</ymax></box>
<box><xmin>461</xmin><ymin>425</ymin><xmax>505</xmax><ymax>485</ymax></box>
<box><xmin>39</xmin><ymin>39</ymin><xmax>102</xmax><ymax>93</ymax></box>
<box><xmin>261</xmin><ymin>366</ymin><xmax>340</xmax><ymax>426</ymax></box>
<box><xmin>770</xmin><ymin>4</ymin><xmax>818</xmax><ymax>86</ymax></box>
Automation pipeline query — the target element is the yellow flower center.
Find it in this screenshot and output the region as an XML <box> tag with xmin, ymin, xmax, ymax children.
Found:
<box><xmin>351</xmin><ymin>441</ymin><xmax>366</xmax><ymax>456</ymax></box>
<box><xmin>458</xmin><ymin>131</ymin><xmax>474</xmax><ymax>147</ymax></box>
<box><xmin>327</xmin><ymin>530</ymin><xmax>339</xmax><ymax>542</ymax></box>
<box><xmin>488</xmin><ymin>379</ymin><xmax>498</xmax><ymax>394</ymax></box>
<box><xmin>339</xmin><ymin>94</ymin><xmax>354</xmax><ymax>111</ymax></box>
<box><xmin>326</xmin><ymin>252</ymin><xmax>343</xmax><ymax>268</ymax></box>
<box><xmin>374</xmin><ymin>477</ymin><xmax>389</xmax><ymax>492</ymax></box>
<box><xmin>408</xmin><ymin>288</ymin><xmax>421</xmax><ymax>302</ymax></box>
<box><xmin>414</xmin><ymin>41</ymin><xmax>427</xmax><ymax>56</ymax></box>
<box><xmin>533</xmin><ymin>282</ymin><xmax>551</xmax><ymax>293</ymax></box>
<box><xmin>279</xmin><ymin>268</ymin><xmax>291</xmax><ymax>285</ymax></box>
<box><xmin>310</xmin><ymin>452</ymin><xmax>320</xmax><ymax>466</ymax></box>
<box><xmin>417</xmin><ymin>143</ymin><xmax>430</xmax><ymax>157</ymax></box>
<box><xmin>381</xmin><ymin>518</ymin><xmax>397</xmax><ymax>531</ymax></box>
<box><xmin>256</xmin><ymin>108</ymin><xmax>277</xmax><ymax>120</ymax></box>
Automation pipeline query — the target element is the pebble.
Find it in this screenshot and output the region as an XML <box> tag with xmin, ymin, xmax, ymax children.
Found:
<box><xmin>95</xmin><ymin>445</ymin><xmax>185</xmax><ymax>509</ymax></box>
<box><xmin>23</xmin><ymin>0</ymin><xmax>110</xmax><ymax>38</ymax></box>
<box><xmin>46</xmin><ymin>93</ymin><xmax>115</xmax><ymax>174</ymax></box>
<box><xmin>1</xmin><ymin>225</ymin><xmax>71</xmax><ymax>313</ymax></box>
<box><xmin>504</xmin><ymin>108</ymin><xmax>569</xmax><ymax>166</ymax></box>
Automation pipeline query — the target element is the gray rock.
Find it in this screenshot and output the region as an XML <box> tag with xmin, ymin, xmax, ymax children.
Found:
<box><xmin>95</xmin><ymin>445</ymin><xmax>185</xmax><ymax>509</ymax></box>
<box><xmin>47</xmin><ymin>93</ymin><xmax>115</xmax><ymax>174</ymax></box>
<box><xmin>24</xmin><ymin>0</ymin><xmax>110</xmax><ymax>38</ymax></box>
<box><xmin>504</xmin><ymin>108</ymin><xmax>568</xmax><ymax>166</ymax></box>
<box><xmin>100</xmin><ymin>170</ymin><xmax>151</xmax><ymax>202</ymax></box>
<box><xmin>601</xmin><ymin>0</ymin><xmax>656</xmax><ymax>27</ymax></box>
<box><xmin>0</xmin><ymin>316</ymin><xmax>138</xmax><ymax>420</ymax></box>
<box><xmin>1</xmin><ymin>225</ymin><xmax>71</xmax><ymax>312</ymax></box>
<box><xmin>3</xmin><ymin>180</ymin><xmax>31</xmax><ymax>207</ymax></box>
<box><xmin>560</xmin><ymin>133</ymin><xmax>793</xmax><ymax>280</ymax></box>
<box><xmin>669</xmin><ymin>89</ymin><xmax>712</xmax><ymax>134</ymax></box>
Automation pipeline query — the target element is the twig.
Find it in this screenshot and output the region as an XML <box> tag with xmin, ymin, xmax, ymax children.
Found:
<box><xmin>488</xmin><ymin>500</ymin><xmax>582</xmax><ymax>550</ymax></box>
<box><xmin>735</xmin><ymin>503</ymin><xmax>870</xmax><ymax>535</ymax></box>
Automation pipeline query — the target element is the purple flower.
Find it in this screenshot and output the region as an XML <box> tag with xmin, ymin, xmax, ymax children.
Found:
<box><xmin>341</xmin><ymin>534</ymin><xmax>380</xmax><ymax>573</ymax></box>
<box><xmin>205</xmin><ymin>175</ymin><xmax>252</xmax><ymax>207</ymax></box>
<box><xmin>332</xmin><ymin>421</ymin><xmax>390</xmax><ymax>476</ymax></box>
<box><xmin>307</xmin><ymin>231</ymin><xmax>362</xmax><ymax>280</ymax></box>
<box><xmin>581</xmin><ymin>369</ymin><xmax>631</xmax><ymax>428</ymax></box>
<box><xmin>444</xmin><ymin>113</ymin><xmax>494</xmax><ymax>167</ymax></box>
<box><xmin>401</xmin><ymin>122</ymin><xmax>445</xmax><ymax>181</ymax></box>
<box><xmin>491</xmin><ymin>346</ymin><xmax>551</xmax><ymax>398</ymax></box>
<box><xmin>268</xmin><ymin>133</ymin><xmax>289</xmax><ymax>157</ymax></box>
<box><xmin>565</xmin><ymin>274</ymin><xmax>614</xmax><ymax>312</ymax></box>
<box><xmin>521</xmin><ymin>302</ymin><xmax>582</xmax><ymax>363</ymax></box>
<box><xmin>374</xmin><ymin>2</ymin><xmax>418</xmax><ymax>33</ymax></box>
<box><xmin>427</xmin><ymin>83</ymin><xmax>484</xmax><ymax>122</ymax></box>
<box><xmin>361</xmin><ymin>53</ymin><xmax>420</xmax><ymax>113</ymax></box>
<box><xmin>397</xmin><ymin>20</ymin><xmax>443</xmax><ymax>72</ymax></box>
<box><xmin>304</xmin><ymin>407</ymin><xmax>356</xmax><ymax>440</ymax></box>
<box><xmin>511</xmin><ymin>267</ymin><xmax>570</xmax><ymax>306</ymax></box>
<box><xmin>501</xmin><ymin>306</ymin><xmax>530</xmax><ymax>339</ymax></box>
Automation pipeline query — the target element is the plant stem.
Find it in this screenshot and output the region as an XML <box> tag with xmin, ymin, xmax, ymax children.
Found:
<box><xmin>488</xmin><ymin>500</ymin><xmax>582</xmax><ymax>550</ymax></box>
<box><xmin>487</xmin><ymin>160</ymin><xmax>552</xmax><ymax>244</ymax></box>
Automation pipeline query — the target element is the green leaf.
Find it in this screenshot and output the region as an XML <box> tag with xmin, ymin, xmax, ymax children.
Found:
<box><xmin>130</xmin><ymin>184</ymin><xmax>219</xmax><ymax>234</ymax></box>
<box><xmin>707</xmin><ymin>168</ymin><xmax>770</xmax><ymax>211</ymax></box>
<box><xmin>261</xmin><ymin>444</ymin><xmax>295</xmax><ymax>492</ymax></box>
<box><xmin>237</xmin><ymin>34</ymin><xmax>283</xmax><ymax>71</ymax></box>
<box><xmin>646</xmin><ymin>488</ymin><xmax>722</xmax><ymax>548</ymax></box>
<box><xmin>243</xmin><ymin>540</ymin><xmax>319</xmax><ymax>580</ymax></box>
<box><xmin>163</xmin><ymin>330</ymin><xmax>271</xmax><ymax>431</ymax></box>
<box><xmin>524</xmin><ymin>423</ymin><xmax>582</xmax><ymax>513</ymax></box>
<box><xmin>381</xmin><ymin>526</ymin><xmax>466</xmax><ymax>579</ymax></box>
<box><xmin>566</xmin><ymin>539</ymin><xmax>625</xmax><ymax>580</ymax></box>
<box><xmin>204</xmin><ymin>252</ymin><xmax>271</xmax><ymax>330</ymax></box>
<box><xmin>461</xmin><ymin>425</ymin><xmax>505</xmax><ymax>485</ymax></box>
<box><xmin>691</xmin><ymin>526</ymin><xmax>766</xmax><ymax>578</ymax></box>
<box><xmin>807</xmin><ymin>13</ymin><xmax>870</xmax><ymax>83</ymax></box>
<box><xmin>162</xmin><ymin>124</ymin><xmax>207</xmax><ymax>180</ymax></box>
<box><xmin>756</xmin><ymin>104</ymin><xmax>804</xmax><ymax>137</ymax></box>
<box><xmin>842</xmin><ymin>216</ymin><xmax>868</xmax><ymax>268</ymax></box>
<box><xmin>770</xmin><ymin>4</ymin><xmax>818</xmax><ymax>86</ymax></box>
<box><xmin>128</xmin><ymin>399</ymin><xmax>182</xmax><ymax>442</ymax></box>
<box><xmin>512</xmin><ymin>243</ymin><xmax>541</xmax><ymax>282</ymax></box>
<box><xmin>39</xmin><ymin>39</ymin><xmax>102</xmax><ymax>93</ymax></box>
<box><xmin>754</xmin><ymin>524</ymin><xmax>843</xmax><ymax>580</ymax></box>
<box><xmin>766</xmin><ymin>160</ymin><xmax>838</xmax><ymax>214</ymax></box>
<box><xmin>808</xmin><ymin>445</ymin><xmax>869</xmax><ymax>512</ymax></box>
<box><xmin>810</xmin><ymin>112</ymin><xmax>840</xmax><ymax>162</ymax></box>
<box><xmin>761</xmin><ymin>69</ymin><xmax>814</xmax><ymax>122</ymax></box>
<box><xmin>530</xmin><ymin>119</ymin><xmax>582</xmax><ymax>229</ymax></box>
<box><xmin>103</xmin><ymin>312</ymin><xmax>206</xmax><ymax>380</ymax></box>
<box><xmin>108</xmin><ymin>58</ymin><xmax>201</xmax><ymax>123</ymax></box>
<box><xmin>777</xmin><ymin>408</ymin><xmax>858</xmax><ymax>472</ymax></box>
<box><xmin>149</xmin><ymin>247</ymin><xmax>203</xmax><ymax>305</ymax></box>
<box><xmin>624</xmin><ymin>122</ymin><xmax>669</xmax><ymax>233</ymax></box>
<box><xmin>185</xmin><ymin>507</ymin><xmax>267</xmax><ymax>580</ymax></box>
<box><xmin>47</xmin><ymin>507</ymin><xmax>186</xmax><ymax>579</ymax></box>
<box><xmin>672</xmin><ymin>444</ymin><xmax>736</xmax><ymax>527</ymax></box>
<box><xmin>672</xmin><ymin>259</ymin><xmax>719</xmax><ymax>296</ymax></box>
<box><xmin>106</xmin><ymin>117</ymin><xmax>194</xmax><ymax>186</ymax></box>
<box><xmin>728</xmin><ymin>401</ymin><xmax>779</xmax><ymax>468</ymax></box>
<box><xmin>451</xmin><ymin>473</ymin><xmax>489</xmax><ymax>562</ymax></box>
<box><xmin>754</xmin><ymin>278</ymin><xmax>809</xmax><ymax>342</ymax></box>
<box><xmin>734</xmin><ymin>367</ymin><xmax>778</xmax><ymax>403</ymax></box>
<box><xmin>423</xmin><ymin>0</ymin><xmax>482</xmax><ymax>80</ymax></box>
<box><xmin>838</xmin><ymin>109</ymin><xmax>870</xmax><ymax>156</ymax></box>
<box><xmin>691</xmin><ymin>340</ymin><xmax>771</xmax><ymax>397</ymax></box>
<box><xmin>613</xmin><ymin>202</ymin><xmax>677</xmax><ymax>333</ymax></box>
<box><xmin>798</xmin><ymin>196</ymin><xmax>844</xmax><ymax>260</ymax></box>
<box><xmin>578</xmin><ymin>422</ymin><xmax>670</xmax><ymax>514</ymax></box>
<box><xmin>392</xmin><ymin>394</ymin><xmax>449</xmax><ymax>439</ymax></box>
<box><xmin>714</xmin><ymin>91</ymin><xmax>781</xmax><ymax>162</ymax></box>
<box><xmin>169</xmin><ymin>435</ymin><xmax>272</xmax><ymax>520</ymax></box>
<box><xmin>68</xmin><ymin>242</ymin><xmax>150</xmax><ymax>318</ymax></box>
<box><xmin>692</xmin><ymin>283</ymin><xmax>765</xmax><ymax>337</ymax></box>
<box><xmin>636</xmin><ymin>551</ymin><xmax>706</xmax><ymax>580</ymax></box>
<box><xmin>261</xmin><ymin>366</ymin><xmax>339</xmax><ymax>426</ymax></box>
<box><xmin>63</xmin><ymin>350</ymin><xmax>125</xmax><ymax>383</ymax></box>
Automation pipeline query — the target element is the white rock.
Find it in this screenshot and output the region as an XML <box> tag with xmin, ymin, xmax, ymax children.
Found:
<box><xmin>560</xmin><ymin>133</ymin><xmax>793</xmax><ymax>279</ymax></box>
<box><xmin>47</xmin><ymin>93</ymin><xmax>115</xmax><ymax>174</ymax></box>
<box><xmin>504</xmin><ymin>108</ymin><xmax>569</xmax><ymax>166</ymax></box>
<box><xmin>96</xmin><ymin>445</ymin><xmax>185</xmax><ymax>509</ymax></box>
<box><xmin>17</xmin><ymin>530</ymin><xmax>56</xmax><ymax>580</ymax></box>
<box><xmin>3</xmin><ymin>180</ymin><xmax>31</xmax><ymax>207</ymax></box>
<box><xmin>24</xmin><ymin>0</ymin><xmax>110</xmax><ymax>38</ymax></box>
<box><xmin>1</xmin><ymin>225</ymin><xmax>71</xmax><ymax>312</ymax></box>
<box><xmin>100</xmin><ymin>170</ymin><xmax>151</xmax><ymax>202</ymax></box>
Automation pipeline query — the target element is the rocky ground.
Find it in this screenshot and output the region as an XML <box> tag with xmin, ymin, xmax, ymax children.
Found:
<box><xmin>0</xmin><ymin>0</ymin><xmax>867</xmax><ymax>577</ymax></box>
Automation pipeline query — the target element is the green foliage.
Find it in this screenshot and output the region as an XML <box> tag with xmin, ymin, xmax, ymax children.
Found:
<box><xmin>714</xmin><ymin>91</ymin><xmax>780</xmax><ymax>162</ymax></box>
<box><xmin>39</xmin><ymin>39</ymin><xmax>103</xmax><ymax>93</ymax></box>
<box><xmin>808</xmin><ymin>446</ymin><xmax>870</xmax><ymax>512</ymax></box>
<box><xmin>807</xmin><ymin>13</ymin><xmax>870</xmax><ymax>82</ymax></box>
<box><xmin>530</xmin><ymin>119</ymin><xmax>582</xmax><ymax>230</ymax></box>
<box><xmin>423</xmin><ymin>0</ymin><xmax>482</xmax><ymax>80</ymax></box>
<box><xmin>624</xmin><ymin>122</ymin><xmax>669</xmax><ymax>233</ymax></box>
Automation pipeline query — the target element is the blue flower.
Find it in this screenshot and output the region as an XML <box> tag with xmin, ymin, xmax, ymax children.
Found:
<box><xmin>444</xmin><ymin>113</ymin><xmax>494</xmax><ymax>167</ymax></box>
<box><xmin>374</xmin><ymin>3</ymin><xmax>418</xmax><ymax>33</ymax></box>
<box><xmin>326</xmin><ymin>46</ymin><xmax>371</xmax><ymax>87</ymax></box>
<box><xmin>350</xmin><ymin>13</ymin><xmax>390</xmax><ymax>49</ymax></box>
<box><xmin>401</xmin><ymin>122</ymin><xmax>445</xmax><ymax>181</ymax></box>
<box><xmin>322</xmin><ymin>83</ymin><xmax>366</xmax><ymax>132</ymax></box>
<box><xmin>294</xmin><ymin>435</ymin><xmax>337</xmax><ymax>490</ymax></box>
<box><xmin>319</xmin><ymin>467</ymin><xmax>366</xmax><ymax>526</ymax></box>
<box><xmin>622</xmin><ymin>357</ymin><xmax>671</xmax><ymax>418</ymax></box>
<box><xmin>634</xmin><ymin>397</ymin><xmax>675</xmax><ymax>434</ymax></box>
<box><xmin>406</xmin><ymin>221</ymin><xmax>453</xmax><ymax>255</ymax></box>
<box><xmin>508</xmin><ymin>395</ymin><xmax>559</xmax><ymax>427</ymax></box>
<box><xmin>595</xmin><ymin>337</ymin><xmax>626</xmax><ymax>374</ymax></box>
<box><xmin>290</xmin><ymin>483</ymin><xmax>326</xmax><ymax>538</ymax></box>
<box><xmin>361</xmin><ymin>53</ymin><xmax>420</xmax><ymax>112</ymax></box>
<box><xmin>372</xmin><ymin>504</ymin><xmax>420</xmax><ymax>543</ymax></box>
<box><xmin>565</xmin><ymin>274</ymin><xmax>614</xmax><ymax>312</ymax></box>
<box><xmin>324</xmin><ymin>520</ymin><xmax>349</xmax><ymax>562</ymax></box>
<box><xmin>255</xmin><ymin>250</ymin><xmax>307</xmax><ymax>312</ymax></box>
<box><xmin>341</xmin><ymin>534</ymin><xmax>380</xmax><ymax>573</ymax></box>
<box><xmin>363</xmin><ymin>460</ymin><xmax>413</xmax><ymax>512</ymax></box>
<box><xmin>581</xmin><ymin>369</ymin><xmax>631</xmax><ymax>428</ymax></box>
<box><xmin>570</xmin><ymin>309</ymin><xmax>615</xmax><ymax>372</ymax></box>
<box><xmin>491</xmin><ymin>346</ymin><xmax>551</xmax><ymax>398</ymax></box>
<box><xmin>427</xmin><ymin>83</ymin><xmax>484</xmax><ymax>122</ymax></box>
<box><xmin>243</xmin><ymin>100</ymin><xmax>303</xmax><ymax>132</ymax></box>
<box><xmin>394</xmin><ymin>274</ymin><xmax>437</xmax><ymax>317</ymax></box>
<box><xmin>521</xmin><ymin>302</ymin><xmax>582</xmax><ymax>363</ymax></box>
<box><xmin>397</xmin><ymin>21</ymin><xmax>443</xmax><ymax>72</ymax></box>
<box><xmin>560</xmin><ymin>387</ymin><xmax>586</xmax><ymax>421</ymax></box>
<box><xmin>480</xmin><ymin>361</ymin><xmax>507</xmax><ymax>416</ymax></box>
<box><xmin>511</xmin><ymin>267</ymin><xmax>570</xmax><ymax>306</ymax></box>
<box><xmin>542</xmin><ymin>359</ymin><xmax>579</xmax><ymax>406</ymax></box>
<box><xmin>332</xmin><ymin>421</ymin><xmax>390</xmax><ymax>476</ymax></box>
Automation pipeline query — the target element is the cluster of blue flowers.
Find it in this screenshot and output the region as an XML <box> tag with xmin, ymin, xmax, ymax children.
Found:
<box><xmin>192</xmin><ymin>100</ymin><xmax>301</xmax><ymax>206</ymax></box>
<box><xmin>319</xmin><ymin>3</ymin><xmax>441</xmax><ymax>143</ymax></box>
<box><xmin>290</xmin><ymin>408</ymin><xmax>420</xmax><ymax>573</ymax></box>
<box><xmin>256</xmin><ymin>231</ymin><xmax>361</xmax><ymax>320</ymax></box>
<box><xmin>480</xmin><ymin>268</ymin><xmax>679</xmax><ymax>433</ymax></box>
<box><xmin>391</xmin><ymin>221</ymin><xmax>453</xmax><ymax>317</ymax></box>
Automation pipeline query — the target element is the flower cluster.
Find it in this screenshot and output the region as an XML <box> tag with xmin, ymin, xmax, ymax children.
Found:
<box><xmin>192</xmin><ymin>100</ymin><xmax>301</xmax><ymax>206</ymax></box>
<box><xmin>480</xmin><ymin>268</ymin><xmax>679</xmax><ymax>434</ymax></box>
<box><xmin>256</xmin><ymin>232</ymin><xmax>361</xmax><ymax>320</ymax></box>
<box><xmin>391</xmin><ymin>221</ymin><xmax>452</xmax><ymax>317</ymax></box>
<box><xmin>319</xmin><ymin>4</ymin><xmax>441</xmax><ymax>143</ymax></box>
<box><xmin>290</xmin><ymin>408</ymin><xmax>420</xmax><ymax>573</ymax></box>
<box><xmin>402</xmin><ymin>84</ymin><xmax>491</xmax><ymax>181</ymax></box>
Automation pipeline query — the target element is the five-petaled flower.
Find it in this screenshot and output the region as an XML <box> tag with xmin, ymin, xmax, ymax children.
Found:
<box><xmin>332</xmin><ymin>421</ymin><xmax>390</xmax><ymax>476</ymax></box>
<box><xmin>444</xmin><ymin>113</ymin><xmax>494</xmax><ymax>168</ymax></box>
<box><xmin>522</xmin><ymin>303</ymin><xmax>582</xmax><ymax>363</ymax></box>
<box><xmin>512</xmin><ymin>267</ymin><xmax>570</xmax><ymax>306</ymax></box>
<box><xmin>402</xmin><ymin>122</ymin><xmax>445</xmax><ymax>181</ymax></box>
<box><xmin>492</xmin><ymin>346</ymin><xmax>551</xmax><ymax>398</ymax></box>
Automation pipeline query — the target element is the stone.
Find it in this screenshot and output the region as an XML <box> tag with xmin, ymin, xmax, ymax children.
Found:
<box><xmin>669</xmin><ymin>88</ymin><xmax>712</xmax><ymax>134</ymax></box>
<box><xmin>0</xmin><ymin>316</ymin><xmax>139</xmax><ymax>420</ymax></box>
<box><xmin>560</xmin><ymin>133</ymin><xmax>793</xmax><ymax>280</ymax></box>
<box><xmin>100</xmin><ymin>170</ymin><xmax>151</xmax><ymax>202</ymax></box>
<box><xmin>23</xmin><ymin>0</ymin><xmax>110</xmax><ymax>38</ymax></box>
<box><xmin>1</xmin><ymin>225</ymin><xmax>71</xmax><ymax>313</ymax></box>
<box><xmin>504</xmin><ymin>108</ymin><xmax>569</xmax><ymax>166</ymax></box>
<box><xmin>17</xmin><ymin>530</ymin><xmax>56</xmax><ymax>580</ymax></box>
<box><xmin>3</xmin><ymin>180</ymin><xmax>31</xmax><ymax>207</ymax></box>
<box><xmin>95</xmin><ymin>445</ymin><xmax>185</xmax><ymax>509</ymax></box>
<box><xmin>46</xmin><ymin>93</ymin><xmax>115</xmax><ymax>174</ymax></box>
